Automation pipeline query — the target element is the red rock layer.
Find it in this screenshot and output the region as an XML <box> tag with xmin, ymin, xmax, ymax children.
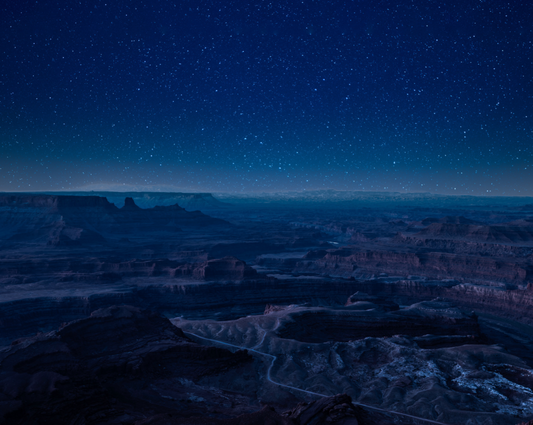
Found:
<box><xmin>296</xmin><ymin>248</ymin><xmax>533</xmax><ymax>285</ymax></box>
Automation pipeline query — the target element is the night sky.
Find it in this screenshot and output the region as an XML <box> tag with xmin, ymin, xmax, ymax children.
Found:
<box><xmin>2</xmin><ymin>0</ymin><xmax>533</xmax><ymax>195</ymax></box>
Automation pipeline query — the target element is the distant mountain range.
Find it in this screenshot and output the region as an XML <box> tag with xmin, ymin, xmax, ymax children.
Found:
<box><xmin>15</xmin><ymin>191</ymin><xmax>229</xmax><ymax>210</ymax></box>
<box><xmin>214</xmin><ymin>189</ymin><xmax>533</xmax><ymax>208</ymax></box>
<box><xmin>3</xmin><ymin>189</ymin><xmax>533</xmax><ymax>210</ymax></box>
<box><xmin>0</xmin><ymin>194</ymin><xmax>228</xmax><ymax>247</ymax></box>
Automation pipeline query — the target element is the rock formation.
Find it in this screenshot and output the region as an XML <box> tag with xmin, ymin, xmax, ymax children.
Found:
<box><xmin>44</xmin><ymin>191</ymin><xmax>229</xmax><ymax>210</ymax></box>
<box><xmin>0</xmin><ymin>194</ymin><xmax>228</xmax><ymax>247</ymax></box>
<box><xmin>275</xmin><ymin>299</ymin><xmax>482</xmax><ymax>344</ymax></box>
<box><xmin>296</xmin><ymin>247</ymin><xmax>533</xmax><ymax>285</ymax></box>
<box><xmin>192</xmin><ymin>257</ymin><xmax>258</xmax><ymax>280</ymax></box>
<box><xmin>0</xmin><ymin>306</ymin><xmax>256</xmax><ymax>425</ymax></box>
<box><xmin>285</xmin><ymin>394</ymin><xmax>360</xmax><ymax>425</ymax></box>
<box><xmin>133</xmin><ymin>394</ymin><xmax>362</xmax><ymax>425</ymax></box>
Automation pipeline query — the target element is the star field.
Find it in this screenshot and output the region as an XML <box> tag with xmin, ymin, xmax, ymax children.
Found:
<box><xmin>1</xmin><ymin>0</ymin><xmax>533</xmax><ymax>194</ymax></box>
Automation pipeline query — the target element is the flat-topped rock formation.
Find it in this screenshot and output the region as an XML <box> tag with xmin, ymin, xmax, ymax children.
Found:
<box><xmin>296</xmin><ymin>247</ymin><xmax>533</xmax><ymax>285</ymax></box>
<box><xmin>420</xmin><ymin>215</ymin><xmax>482</xmax><ymax>225</ymax></box>
<box><xmin>415</xmin><ymin>222</ymin><xmax>533</xmax><ymax>243</ymax></box>
<box><xmin>40</xmin><ymin>191</ymin><xmax>229</xmax><ymax>210</ymax></box>
<box><xmin>344</xmin><ymin>292</ymin><xmax>399</xmax><ymax>312</ymax></box>
<box><xmin>116</xmin><ymin>198</ymin><xmax>230</xmax><ymax>232</ymax></box>
<box><xmin>393</xmin><ymin>232</ymin><xmax>533</xmax><ymax>257</ymax></box>
<box><xmin>3</xmin><ymin>273</ymin><xmax>533</xmax><ymax>348</ymax></box>
<box><xmin>0</xmin><ymin>194</ymin><xmax>117</xmax><ymax>210</ymax></box>
<box><xmin>0</xmin><ymin>194</ymin><xmax>229</xmax><ymax>247</ymax></box>
<box><xmin>275</xmin><ymin>299</ymin><xmax>482</xmax><ymax>344</ymax></box>
<box><xmin>192</xmin><ymin>257</ymin><xmax>259</xmax><ymax>280</ymax></box>
<box><xmin>0</xmin><ymin>256</ymin><xmax>259</xmax><ymax>282</ymax></box>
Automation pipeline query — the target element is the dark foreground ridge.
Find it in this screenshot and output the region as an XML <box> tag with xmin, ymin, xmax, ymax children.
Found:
<box><xmin>0</xmin><ymin>305</ymin><xmax>368</xmax><ymax>425</ymax></box>
<box><xmin>0</xmin><ymin>306</ymin><xmax>253</xmax><ymax>424</ymax></box>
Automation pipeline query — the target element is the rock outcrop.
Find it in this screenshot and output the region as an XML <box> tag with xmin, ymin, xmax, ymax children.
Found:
<box><xmin>0</xmin><ymin>256</ymin><xmax>259</xmax><ymax>283</ymax></box>
<box><xmin>192</xmin><ymin>257</ymin><xmax>258</xmax><ymax>280</ymax></box>
<box><xmin>275</xmin><ymin>300</ymin><xmax>482</xmax><ymax>344</ymax></box>
<box><xmin>285</xmin><ymin>394</ymin><xmax>360</xmax><ymax>425</ymax></box>
<box><xmin>0</xmin><ymin>194</ymin><xmax>228</xmax><ymax>247</ymax></box>
<box><xmin>45</xmin><ymin>191</ymin><xmax>229</xmax><ymax>210</ymax></box>
<box><xmin>415</xmin><ymin>222</ymin><xmax>533</xmax><ymax>243</ymax></box>
<box><xmin>4</xmin><ymin>275</ymin><xmax>533</xmax><ymax>347</ymax></box>
<box><xmin>420</xmin><ymin>216</ymin><xmax>481</xmax><ymax>225</ymax></box>
<box><xmin>0</xmin><ymin>305</ymin><xmax>256</xmax><ymax>425</ymax></box>
<box><xmin>345</xmin><ymin>292</ymin><xmax>399</xmax><ymax>312</ymax></box>
<box><xmin>133</xmin><ymin>394</ymin><xmax>362</xmax><ymax>425</ymax></box>
<box><xmin>296</xmin><ymin>247</ymin><xmax>533</xmax><ymax>285</ymax></box>
<box><xmin>136</xmin><ymin>406</ymin><xmax>294</xmax><ymax>425</ymax></box>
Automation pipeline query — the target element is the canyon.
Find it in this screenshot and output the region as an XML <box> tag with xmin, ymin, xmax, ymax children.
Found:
<box><xmin>1</xmin><ymin>192</ymin><xmax>533</xmax><ymax>424</ymax></box>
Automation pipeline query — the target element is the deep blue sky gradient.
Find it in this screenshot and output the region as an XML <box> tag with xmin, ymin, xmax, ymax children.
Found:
<box><xmin>2</xmin><ymin>0</ymin><xmax>533</xmax><ymax>194</ymax></box>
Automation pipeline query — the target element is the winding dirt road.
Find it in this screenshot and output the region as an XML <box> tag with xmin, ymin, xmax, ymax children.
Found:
<box><xmin>184</xmin><ymin>331</ymin><xmax>452</xmax><ymax>425</ymax></box>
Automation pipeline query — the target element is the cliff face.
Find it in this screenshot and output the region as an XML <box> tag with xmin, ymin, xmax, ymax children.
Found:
<box><xmin>0</xmin><ymin>194</ymin><xmax>118</xmax><ymax>210</ymax></box>
<box><xmin>0</xmin><ymin>256</ymin><xmax>258</xmax><ymax>283</ymax></box>
<box><xmin>393</xmin><ymin>233</ymin><xmax>533</xmax><ymax>257</ymax></box>
<box><xmin>295</xmin><ymin>248</ymin><xmax>533</xmax><ymax>285</ymax></box>
<box><xmin>0</xmin><ymin>194</ymin><xmax>228</xmax><ymax>246</ymax></box>
<box><xmin>44</xmin><ymin>191</ymin><xmax>229</xmax><ymax>210</ymax></box>
<box><xmin>192</xmin><ymin>257</ymin><xmax>258</xmax><ymax>280</ymax></box>
<box><xmin>3</xmin><ymin>276</ymin><xmax>533</xmax><ymax>347</ymax></box>
<box><xmin>416</xmin><ymin>222</ymin><xmax>533</xmax><ymax>243</ymax></box>
<box><xmin>275</xmin><ymin>302</ymin><xmax>482</xmax><ymax>344</ymax></box>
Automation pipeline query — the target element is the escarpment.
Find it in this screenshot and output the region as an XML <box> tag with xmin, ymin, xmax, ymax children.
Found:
<box><xmin>0</xmin><ymin>194</ymin><xmax>228</xmax><ymax>247</ymax></box>
<box><xmin>275</xmin><ymin>301</ymin><xmax>482</xmax><ymax>344</ymax></box>
<box><xmin>3</xmin><ymin>276</ymin><xmax>533</xmax><ymax>346</ymax></box>
<box><xmin>296</xmin><ymin>248</ymin><xmax>533</xmax><ymax>285</ymax></box>
<box><xmin>0</xmin><ymin>256</ymin><xmax>258</xmax><ymax>281</ymax></box>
